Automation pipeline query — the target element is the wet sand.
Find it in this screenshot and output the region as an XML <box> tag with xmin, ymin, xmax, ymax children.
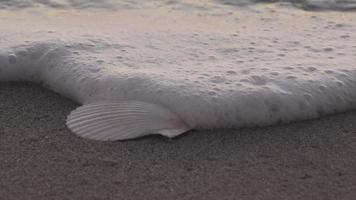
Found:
<box><xmin>1</xmin><ymin>82</ymin><xmax>356</xmax><ymax>200</ymax></box>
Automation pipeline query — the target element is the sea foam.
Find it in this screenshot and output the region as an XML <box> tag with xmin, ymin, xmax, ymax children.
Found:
<box><xmin>1</xmin><ymin>3</ymin><xmax>356</xmax><ymax>134</ymax></box>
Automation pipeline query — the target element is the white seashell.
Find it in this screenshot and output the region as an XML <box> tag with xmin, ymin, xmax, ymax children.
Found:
<box><xmin>66</xmin><ymin>101</ymin><xmax>191</xmax><ymax>141</ymax></box>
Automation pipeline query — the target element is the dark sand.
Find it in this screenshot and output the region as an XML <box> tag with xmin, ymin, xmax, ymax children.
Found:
<box><xmin>1</xmin><ymin>82</ymin><xmax>356</xmax><ymax>200</ymax></box>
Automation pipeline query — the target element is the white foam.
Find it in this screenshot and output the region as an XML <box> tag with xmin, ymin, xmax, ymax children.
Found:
<box><xmin>1</xmin><ymin>6</ymin><xmax>356</xmax><ymax>130</ymax></box>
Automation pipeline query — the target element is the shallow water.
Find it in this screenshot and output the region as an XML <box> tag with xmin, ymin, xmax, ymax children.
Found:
<box><xmin>1</xmin><ymin>0</ymin><xmax>356</xmax><ymax>132</ymax></box>
<box><xmin>1</xmin><ymin>0</ymin><xmax>356</xmax><ymax>11</ymax></box>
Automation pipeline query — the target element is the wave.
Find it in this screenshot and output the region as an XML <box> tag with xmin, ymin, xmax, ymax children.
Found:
<box><xmin>1</xmin><ymin>4</ymin><xmax>356</xmax><ymax>139</ymax></box>
<box><xmin>219</xmin><ymin>0</ymin><xmax>356</xmax><ymax>11</ymax></box>
<box><xmin>1</xmin><ymin>0</ymin><xmax>356</xmax><ymax>11</ymax></box>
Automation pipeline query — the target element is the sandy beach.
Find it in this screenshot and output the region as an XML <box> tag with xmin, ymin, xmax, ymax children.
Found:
<box><xmin>0</xmin><ymin>82</ymin><xmax>355</xmax><ymax>199</ymax></box>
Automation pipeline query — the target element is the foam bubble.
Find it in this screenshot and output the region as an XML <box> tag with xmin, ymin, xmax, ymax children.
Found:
<box><xmin>1</xmin><ymin>4</ymin><xmax>356</xmax><ymax>130</ymax></box>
